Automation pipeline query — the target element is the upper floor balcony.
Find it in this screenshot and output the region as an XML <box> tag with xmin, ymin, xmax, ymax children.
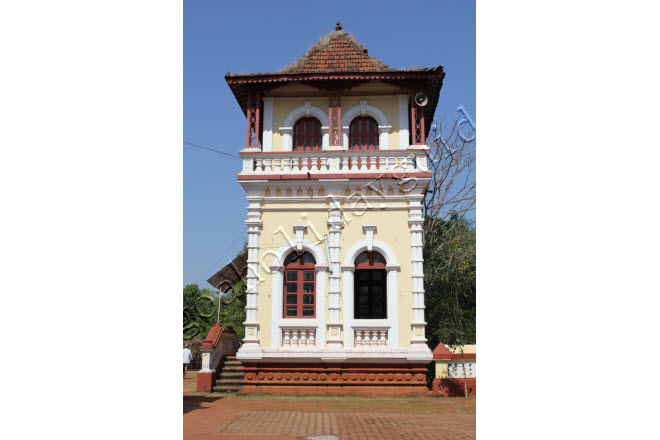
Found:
<box><xmin>238</xmin><ymin>148</ymin><xmax>430</xmax><ymax>179</ymax></box>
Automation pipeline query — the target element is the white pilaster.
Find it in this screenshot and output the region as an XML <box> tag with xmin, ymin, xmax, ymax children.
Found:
<box><xmin>240</xmin><ymin>191</ymin><xmax>263</xmax><ymax>353</ymax></box>
<box><xmin>378</xmin><ymin>125</ymin><xmax>391</xmax><ymax>150</ymax></box>
<box><xmin>326</xmin><ymin>188</ymin><xmax>344</xmax><ymax>348</ymax></box>
<box><xmin>262</xmin><ymin>97</ymin><xmax>273</xmax><ymax>152</ymax></box>
<box><xmin>407</xmin><ymin>194</ymin><xmax>427</xmax><ymax>349</ymax></box>
<box><xmin>398</xmin><ymin>94</ymin><xmax>410</xmax><ymax>149</ymax></box>
<box><xmin>280</xmin><ymin>127</ymin><xmax>293</xmax><ymax>151</ymax></box>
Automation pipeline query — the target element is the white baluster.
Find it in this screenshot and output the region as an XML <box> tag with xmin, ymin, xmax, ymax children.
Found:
<box><xmin>300</xmin><ymin>329</ymin><xmax>308</xmax><ymax>346</ymax></box>
<box><xmin>291</xmin><ymin>329</ymin><xmax>299</xmax><ymax>346</ymax></box>
<box><xmin>320</xmin><ymin>156</ymin><xmax>328</xmax><ymax>171</ymax></box>
<box><xmin>263</xmin><ymin>158</ymin><xmax>272</xmax><ymax>172</ymax></box>
<box><xmin>308</xmin><ymin>330</ymin><xmax>316</xmax><ymax>347</ymax></box>
<box><xmin>300</xmin><ymin>157</ymin><xmax>309</xmax><ymax>172</ymax></box>
<box><xmin>379</xmin><ymin>330</ymin><xmax>387</xmax><ymax>346</ymax></box>
<box><xmin>355</xmin><ymin>330</ymin><xmax>363</xmax><ymax>346</ymax></box>
<box><xmin>363</xmin><ymin>330</ymin><xmax>371</xmax><ymax>346</ymax></box>
<box><xmin>341</xmin><ymin>156</ymin><xmax>349</xmax><ymax>171</ymax></box>
<box><xmin>369</xmin><ymin>156</ymin><xmax>378</xmax><ymax>171</ymax></box>
<box><xmin>255</xmin><ymin>158</ymin><xmax>264</xmax><ymax>172</ymax></box>
<box><xmin>398</xmin><ymin>156</ymin><xmax>406</xmax><ymax>171</ymax></box>
<box><xmin>282</xmin><ymin>157</ymin><xmax>291</xmax><ymax>172</ymax></box>
<box><xmin>360</xmin><ymin>156</ymin><xmax>367</xmax><ymax>171</ymax></box>
<box><xmin>283</xmin><ymin>329</ymin><xmax>291</xmax><ymax>347</ymax></box>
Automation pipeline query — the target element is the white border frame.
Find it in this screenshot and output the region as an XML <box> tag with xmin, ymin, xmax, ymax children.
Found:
<box><xmin>341</xmin><ymin>100</ymin><xmax>392</xmax><ymax>150</ymax></box>
<box><xmin>342</xmin><ymin>239</ymin><xmax>399</xmax><ymax>349</ymax></box>
<box><xmin>270</xmin><ymin>240</ymin><xmax>327</xmax><ymax>348</ymax></box>
<box><xmin>280</xmin><ymin>101</ymin><xmax>330</xmax><ymax>151</ymax></box>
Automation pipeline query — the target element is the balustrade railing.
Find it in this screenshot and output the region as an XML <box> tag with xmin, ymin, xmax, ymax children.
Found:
<box><xmin>281</xmin><ymin>328</ymin><xmax>317</xmax><ymax>348</ymax></box>
<box><xmin>240</xmin><ymin>150</ymin><xmax>429</xmax><ymax>175</ymax></box>
<box><xmin>354</xmin><ymin>328</ymin><xmax>388</xmax><ymax>347</ymax></box>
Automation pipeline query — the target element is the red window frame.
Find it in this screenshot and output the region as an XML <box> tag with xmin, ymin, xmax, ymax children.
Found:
<box><xmin>283</xmin><ymin>252</ymin><xmax>317</xmax><ymax>318</ymax></box>
<box><xmin>354</xmin><ymin>251</ymin><xmax>387</xmax><ymax>270</ymax></box>
<box><xmin>293</xmin><ymin>117</ymin><xmax>322</xmax><ymax>152</ymax></box>
<box><xmin>349</xmin><ymin>116</ymin><xmax>379</xmax><ymax>151</ymax></box>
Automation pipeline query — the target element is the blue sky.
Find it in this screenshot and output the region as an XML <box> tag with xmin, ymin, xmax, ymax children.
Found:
<box><xmin>184</xmin><ymin>0</ymin><xmax>475</xmax><ymax>289</ymax></box>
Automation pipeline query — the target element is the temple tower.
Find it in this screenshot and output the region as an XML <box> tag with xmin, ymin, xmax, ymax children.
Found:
<box><xmin>223</xmin><ymin>23</ymin><xmax>445</xmax><ymax>394</ymax></box>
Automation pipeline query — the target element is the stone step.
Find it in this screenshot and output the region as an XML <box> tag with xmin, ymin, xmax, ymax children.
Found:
<box><xmin>226</xmin><ymin>355</ymin><xmax>237</xmax><ymax>360</ymax></box>
<box><xmin>220</xmin><ymin>371</ymin><xmax>244</xmax><ymax>379</ymax></box>
<box><xmin>223</xmin><ymin>360</ymin><xmax>242</xmax><ymax>365</ymax></box>
<box><xmin>216</xmin><ymin>378</ymin><xmax>244</xmax><ymax>385</ymax></box>
<box><xmin>213</xmin><ymin>384</ymin><xmax>242</xmax><ymax>392</ymax></box>
<box><xmin>222</xmin><ymin>365</ymin><xmax>244</xmax><ymax>371</ymax></box>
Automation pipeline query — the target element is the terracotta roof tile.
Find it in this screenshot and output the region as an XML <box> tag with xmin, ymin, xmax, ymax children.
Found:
<box><xmin>279</xmin><ymin>31</ymin><xmax>391</xmax><ymax>74</ymax></box>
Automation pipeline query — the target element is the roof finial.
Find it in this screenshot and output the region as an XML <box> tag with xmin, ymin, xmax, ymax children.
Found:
<box><xmin>335</xmin><ymin>21</ymin><xmax>342</xmax><ymax>31</ymax></box>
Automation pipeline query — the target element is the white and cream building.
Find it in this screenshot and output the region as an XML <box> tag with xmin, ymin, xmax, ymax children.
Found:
<box><xmin>212</xmin><ymin>23</ymin><xmax>445</xmax><ymax>394</ymax></box>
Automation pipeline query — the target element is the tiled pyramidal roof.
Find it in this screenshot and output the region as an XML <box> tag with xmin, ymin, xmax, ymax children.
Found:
<box><xmin>279</xmin><ymin>26</ymin><xmax>391</xmax><ymax>74</ymax></box>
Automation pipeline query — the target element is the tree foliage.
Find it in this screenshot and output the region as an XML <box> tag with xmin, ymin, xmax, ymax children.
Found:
<box><xmin>424</xmin><ymin>215</ymin><xmax>476</xmax><ymax>349</ymax></box>
<box><xmin>183</xmin><ymin>244</ymin><xmax>248</xmax><ymax>342</ymax></box>
<box><xmin>423</xmin><ymin>115</ymin><xmax>476</xmax><ymax>349</ymax></box>
<box><xmin>182</xmin><ymin>283</ymin><xmax>218</xmax><ymax>340</ymax></box>
<box><xmin>218</xmin><ymin>277</ymin><xmax>246</xmax><ymax>342</ymax></box>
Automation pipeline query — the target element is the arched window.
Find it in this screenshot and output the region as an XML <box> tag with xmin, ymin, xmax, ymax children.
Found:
<box><xmin>293</xmin><ymin>117</ymin><xmax>322</xmax><ymax>151</ymax></box>
<box><xmin>349</xmin><ymin>116</ymin><xmax>379</xmax><ymax>151</ymax></box>
<box><xmin>283</xmin><ymin>251</ymin><xmax>316</xmax><ymax>318</ymax></box>
<box><xmin>354</xmin><ymin>251</ymin><xmax>387</xmax><ymax>319</ymax></box>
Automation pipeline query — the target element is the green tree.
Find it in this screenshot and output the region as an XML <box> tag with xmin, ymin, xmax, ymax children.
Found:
<box><xmin>208</xmin><ymin>242</ymin><xmax>248</xmax><ymax>341</ymax></box>
<box><xmin>218</xmin><ymin>278</ymin><xmax>246</xmax><ymax>341</ymax></box>
<box><xmin>424</xmin><ymin>215</ymin><xmax>476</xmax><ymax>349</ymax></box>
<box><xmin>183</xmin><ymin>283</ymin><xmax>218</xmax><ymax>340</ymax></box>
<box><xmin>422</xmin><ymin>115</ymin><xmax>476</xmax><ymax>350</ymax></box>
<box><xmin>422</xmin><ymin>116</ymin><xmax>476</xmax><ymax>396</ymax></box>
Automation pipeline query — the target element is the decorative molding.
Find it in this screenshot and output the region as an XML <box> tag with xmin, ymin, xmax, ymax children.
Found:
<box><xmin>343</xmin><ymin>238</ymin><xmax>398</xmax><ymax>265</ymax></box>
<box><xmin>242</xmin><ymin>365</ymin><xmax>429</xmax><ymax>387</ymax></box>
<box><xmin>362</xmin><ymin>224</ymin><xmax>377</xmax><ymax>251</ymax></box>
<box><xmin>292</xmin><ymin>224</ymin><xmax>307</xmax><ymax>251</ymax></box>
<box><xmin>341</xmin><ymin>100</ymin><xmax>389</xmax><ymax>126</ymax></box>
<box><xmin>271</xmin><ymin>239</ymin><xmax>327</xmax><ymax>267</ymax></box>
<box><xmin>282</xmin><ymin>103</ymin><xmax>329</xmax><ymax>127</ymax></box>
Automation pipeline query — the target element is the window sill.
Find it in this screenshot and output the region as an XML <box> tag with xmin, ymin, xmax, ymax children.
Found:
<box><xmin>278</xmin><ymin>319</ymin><xmax>320</xmax><ymax>327</ymax></box>
<box><xmin>351</xmin><ymin>320</ymin><xmax>391</xmax><ymax>329</ymax></box>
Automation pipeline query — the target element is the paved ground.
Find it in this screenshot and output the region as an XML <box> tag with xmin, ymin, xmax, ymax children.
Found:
<box><xmin>184</xmin><ymin>371</ymin><xmax>476</xmax><ymax>440</ymax></box>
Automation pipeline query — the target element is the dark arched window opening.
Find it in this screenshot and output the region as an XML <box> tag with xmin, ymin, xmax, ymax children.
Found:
<box><xmin>349</xmin><ymin>116</ymin><xmax>379</xmax><ymax>151</ymax></box>
<box><xmin>354</xmin><ymin>251</ymin><xmax>386</xmax><ymax>319</ymax></box>
<box><xmin>283</xmin><ymin>251</ymin><xmax>316</xmax><ymax>318</ymax></box>
<box><xmin>293</xmin><ymin>117</ymin><xmax>322</xmax><ymax>152</ymax></box>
